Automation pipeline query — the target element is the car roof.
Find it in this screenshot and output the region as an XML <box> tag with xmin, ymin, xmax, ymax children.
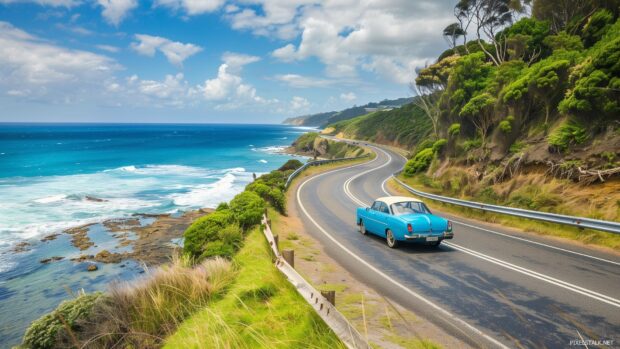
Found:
<box><xmin>375</xmin><ymin>196</ymin><xmax>422</xmax><ymax>206</ymax></box>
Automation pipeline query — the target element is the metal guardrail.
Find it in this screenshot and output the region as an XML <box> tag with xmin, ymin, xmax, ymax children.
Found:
<box><xmin>261</xmin><ymin>215</ymin><xmax>371</xmax><ymax>349</ymax></box>
<box><xmin>392</xmin><ymin>174</ymin><xmax>620</xmax><ymax>234</ymax></box>
<box><xmin>285</xmin><ymin>154</ymin><xmax>370</xmax><ymax>188</ymax></box>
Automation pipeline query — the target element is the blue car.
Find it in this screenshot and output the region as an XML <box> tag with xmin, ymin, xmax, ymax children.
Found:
<box><xmin>356</xmin><ymin>196</ymin><xmax>453</xmax><ymax>248</ymax></box>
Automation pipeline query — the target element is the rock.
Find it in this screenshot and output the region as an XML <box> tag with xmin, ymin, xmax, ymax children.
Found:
<box><xmin>85</xmin><ymin>196</ymin><xmax>107</xmax><ymax>202</ymax></box>
<box><xmin>12</xmin><ymin>241</ymin><xmax>31</xmax><ymax>253</ymax></box>
<box><xmin>94</xmin><ymin>249</ymin><xmax>124</xmax><ymax>263</ymax></box>
<box><xmin>40</xmin><ymin>256</ymin><xmax>64</xmax><ymax>264</ymax></box>
<box><xmin>87</xmin><ymin>264</ymin><xmax>98</xmax><ymax>272</ymax></box>
<box><xmin>41</xmin><ymin>233</ymin><xmax>60</xmax><ymax>242</ymax></box>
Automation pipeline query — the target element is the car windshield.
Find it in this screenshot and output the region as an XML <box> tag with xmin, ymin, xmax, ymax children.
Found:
<box><xmin>391</xmin><ymin>201</ymin><xmax>431</xmax><ymax>215</ymax></box>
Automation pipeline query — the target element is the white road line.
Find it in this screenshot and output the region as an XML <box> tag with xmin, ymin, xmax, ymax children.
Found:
<box><xmin>379</xmin><ymin>152</ymin><xmax>620</xmax><ymax>267</ymax></box>
<box><xmin>297</xmin><ymin>162</ymin><xmax>509</xmax><ymax>349</ymax></box>
<box><xmin>442</xmin><ymin>242</ymin><xmax>620</xmax><ymax>308</ymax></box>
<box><xmin>374</xmin><ymin>159</ymin><xmax>620</xmax><ymax>308</ymax></box>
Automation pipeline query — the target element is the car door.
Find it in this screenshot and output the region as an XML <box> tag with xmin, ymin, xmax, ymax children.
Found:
<box><xmin>366</xmin><ymin>201</ymin><xmax>382</xmax><ymax>234</ymax></box>
<box><xmin>375</xmin><ymin>202</ymin><xmax>391</xmax><ymax>237</ymax></box>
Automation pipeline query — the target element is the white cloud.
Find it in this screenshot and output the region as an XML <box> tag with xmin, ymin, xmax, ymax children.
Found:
<box><xmin>274</xmin><ymin>74</ymin><xmax>333</xmax><ymax>88</ymax></box>
<box><xmin>125</xmin><ymin>73</ymin><xmax>197</xmax><ymax>107</ymax></box>
<box><xmin>290</xmin><ymin>96</ymin><xmax>309</xmax><ymax>111</ymax></box>
<box><xmin>96</xmin><ymin>44</ymin><xmax>120</xmax><ymax>53</ymax></box>
<box><xmin>225</xmin><ymin>0</ymin><xmax>454</xmax><ymax>84</ymax></box>
<box><xmin>0</xmin><ymin>0</ymin><xmax>79</xmax><ymax>6</ymax></box>
<box><xmin>0</xmin><ymin>21</ymin><xmax>120</xmax><ymax>101</ymax></box>
<box><xmin>198</xmin><ymin>52</ymin><xmax>270</xmax><ymax>109</ymax></box>
<box><xmin>340</xmin><ymin>92</ymin><xmax>356</xmax><ymax>102</ymax></box>
<box><xmin>222</xmin><ymin>52</ymin><xmax>260</xmax><ymax>72</ymax></box>
<box><xmin>154</xmin><ymin>0</ymin><xmax>226</xmax><ymax>15</ymax></box>
<box><xmin>97</xmin><ymin>0</ymin><xmax>137</xmax><ymax>26</ymax></box>
<box><xmin>131</xmin><ymin>34</ymin><xmax>202</xmax><ymax>66</ymax></box>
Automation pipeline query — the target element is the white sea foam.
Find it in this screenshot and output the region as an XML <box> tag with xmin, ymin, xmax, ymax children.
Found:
<box><xmin>256</xmin><ymin>146</ymin><xmax>286</xmax><ymax>154</ymax></box>
<box><xmin>258</xmin><ymin>159</ymin><xmax>268</xmax><ymax>163</ymax></box>
<box><xmin>33</xmin><ymin>194</ymin><xmax>67</xmax><ymax>204</ymax></box>
<box><xmin>0</xmin><ymin>165</ymin><xmax>254</xmax><ymax>247</ymax></box>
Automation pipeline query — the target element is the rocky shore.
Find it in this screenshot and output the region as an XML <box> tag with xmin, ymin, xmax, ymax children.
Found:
<box><xmin>26</xmin><ymin>209</ymin><xmax>212</xmax><ymax>269</ymax></box>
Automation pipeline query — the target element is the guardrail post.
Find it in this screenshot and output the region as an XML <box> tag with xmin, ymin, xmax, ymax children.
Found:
<box><xmin>274</xmin><ymin>234</ymin><xmax>279</xmax><ymax>251</ymax></box>
<box><xmin>321</xmin><ymin>290</ymin><xmax>335</xmax><ymax>306</ymax></box>
<box><xmin>282</xmin><ymin>249</ymin><xmax>294</xmax><ymax>268</ymax></box>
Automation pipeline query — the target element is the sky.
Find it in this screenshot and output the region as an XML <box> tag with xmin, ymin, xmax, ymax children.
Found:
<box><xmin>0</xmin><ymin>0</ymin><xmax>456</xmax><ymax>123</ymax></box>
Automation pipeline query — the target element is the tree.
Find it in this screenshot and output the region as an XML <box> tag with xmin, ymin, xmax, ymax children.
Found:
<box><xmin>443</xmin><ymin>23</ymin><xmax>467</xmax><ymax>48</ymax></box>
<box><xmin>412</xmin><ymin>55</ymin><xmax>460</xmax><ymax>136</ymax></box>
<box><xmin>460</xmin><ymin>92</ymin><xmax>497</xmax><ymax>145</ymax></box>
<box><xmin>532</xmin><ymin>0</ymin><xmax>595</xmax><ymax>34</ymax></box>
<box><xmin>530</xmin><ymin>59</ymin><xmax>571</xmax><ymax>125</ymax></box>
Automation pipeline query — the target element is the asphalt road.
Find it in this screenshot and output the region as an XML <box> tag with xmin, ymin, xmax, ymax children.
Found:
<box><xmin>293</xmin><ymin>143</ymin><xmax>620</xmax><ymax>349</ymax></box>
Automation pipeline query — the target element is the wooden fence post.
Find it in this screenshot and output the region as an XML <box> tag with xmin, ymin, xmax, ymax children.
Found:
<box><xmin>321</xmin><ymin>290</ymin><xmax>336</xmax><ymax>306</ymax></box>
<box><xmin>282</xmin><ymin>249</ymin><xmax>294</xmax><ymax>268</ymax></box>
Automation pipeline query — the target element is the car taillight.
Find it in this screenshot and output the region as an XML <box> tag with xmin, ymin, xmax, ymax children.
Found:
<box><xmin>407</xmin><ymin>223</ymin><xmax>413</xmax><ymax>233</ymax></box>
<box><xmin>447</xmin><ymin>221</ymin><xmax>452</xmax><ymax>232</ymax></box>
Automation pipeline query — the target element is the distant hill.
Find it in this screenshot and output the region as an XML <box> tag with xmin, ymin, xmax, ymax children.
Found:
<box><xmin>282</xmin><ymin>97</ymin><xmax>413</xmax><ymax>127</ymax></box>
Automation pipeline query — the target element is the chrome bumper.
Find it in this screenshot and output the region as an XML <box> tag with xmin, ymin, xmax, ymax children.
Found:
<box><xmin>404</xmin><ymin>231</ymin><xmax>453</xmax><ymax>240</ymax></box>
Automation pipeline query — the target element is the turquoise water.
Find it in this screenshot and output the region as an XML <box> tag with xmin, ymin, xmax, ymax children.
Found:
<box><xmin>0</xmin><ymin>123</ymin><xmax>310</xmax><ymax>345</ymax></box>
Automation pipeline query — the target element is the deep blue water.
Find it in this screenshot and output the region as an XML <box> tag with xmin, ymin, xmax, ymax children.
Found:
<box><xmin>0</xmin><ymin>123</ymin><xmax>311</xmax><ymax>346</ymax></box>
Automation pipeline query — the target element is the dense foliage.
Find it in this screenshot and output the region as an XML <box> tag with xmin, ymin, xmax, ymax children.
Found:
<box><xmin>22</xmin><ymin>292</ymin><xmax>103</xmax><ymax>349</ymax></box>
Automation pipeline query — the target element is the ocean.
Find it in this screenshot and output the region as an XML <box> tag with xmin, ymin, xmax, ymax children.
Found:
<box><xmin>0</xmin><ymin>123</ymin><xmax>310</xmax><ymax>345</ymax></box>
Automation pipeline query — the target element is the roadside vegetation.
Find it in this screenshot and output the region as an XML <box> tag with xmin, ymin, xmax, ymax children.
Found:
<box><xmin>322</xmin><ymin>0</ymin><xmax>620</xmax><ymax>248</ymax></box>
<box><xmin>289</xmin><ymin>132</ymin><xmax>368</xmax><ymax>159</ymax></box>
<box><xmin>18</xmin><ymin>158</ymin><xmax>346</xmax><ymax>349</ymax></box>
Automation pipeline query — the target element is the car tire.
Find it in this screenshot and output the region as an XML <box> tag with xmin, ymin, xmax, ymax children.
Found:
<box><xmin>386</xmin><ymin>229</ymin><xmax>398</xmax><ymax>248</ymax></box>
<box><xmin>359</xmin><ymin>220</ymin><xmax>367</xmax><ymax>235</ymax></box>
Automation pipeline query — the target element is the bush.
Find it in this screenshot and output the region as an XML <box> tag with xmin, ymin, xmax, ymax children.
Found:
<box><xmin>448</xmin><ymin>123</ymin><xmax>461</xmax><ymax>137</ymax></box>
<box><xmin>269</xmin><ymin>188</ymin><xmax>286</xmax><ymax>213</ymax></box>
<box><xmin>229</xmin><ymin>191</ymin><xmax>265</xmax><ymax>228</ymax></box>
<box><xmin>548</xmin><ymin>121</ymin><xmax>588</xmax><ymax>151</ymax></box>
<box><xmin>199</xmin><ymin>224</ymin><xmax>244</xmax><ymax>259</ymax></box>
<box><xmin>278</xmin><ymin>159</ymin><xmax>303</xmax><ymax>172</ymax></box>
<box><xmin>463</xmin><ymin>138</ymin><xmax>483</xmax><ymax>151</ymax></box>
<box><xmin>23</xmin><ymin>292</ymin><xmax>103</xmax><ymax>349</ymax></box>
<box><xmin>403</xmin><ymin>148</ymin><xmax>434</xmax><ymax>176</ymax></box>
<box><xmin>216</xmin><ymin>202</ymin><xmax>229</xmax><ymax>211</ymax></box>
<box><xmin>499</xmin><ymin>116</ymin><xmax>515</xmax><ymax>133</ymax></box>
<box><xmin>184</xmin><ymin>209</ymin><xmax>235</xmax><ymax>258</ymax></box>
<box><xmin>432</xmin><ymin>139</ymin><xmax>447</xmax><ymax>153</ymax></box>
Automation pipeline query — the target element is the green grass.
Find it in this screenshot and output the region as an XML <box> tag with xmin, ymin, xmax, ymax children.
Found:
<box><xmin>163</xmin><ymin>228</ymin><xmax>346</xmax><ymax>349</ymax></box>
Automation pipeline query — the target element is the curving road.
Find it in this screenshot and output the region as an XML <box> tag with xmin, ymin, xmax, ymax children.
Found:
<box><xmin>293</xmin><ymin>143</ymin><xmax>620</xmax><ymax>349</ymax></box>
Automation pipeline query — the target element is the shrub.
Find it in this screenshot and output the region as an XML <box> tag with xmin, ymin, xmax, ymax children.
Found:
<box><xmin>547</xmin><ymin>121</ymin><xmax>588</xmax><ymax>151</ymax></box>
<box><xmin>432</xmin><ymin>139</ymin><xmax>447</xmax><ymax>153</ymax></box>
<box><xmin>463</xmin><ymin>138</ymin><xmax>483</xmax><ymax>151</ymax></box>
<box><xmin>499</xmin><ymin>116</ymin><xmax>515</xmax><ymax>133</ymax></box>
<box><xmin>246</xmin><ymin>182</ymin><xmax>271</xmax><ymax>197</ymax></box>
<box><xmin>509</xmin><ymin>141</ymin><xmax>526</xmax><ymax>153</ymax></box>
<box><xmin>448</xmin><ymin>123</ymin><xmax>461</xmax><ymax>137</ymax></box>
<box><xmin>215</xmin><ymin>202</ymin><xmax>229</xmax><ymax>211</ymax></box>
<box><xmin>22</xmin><ymin>292</ymin><xmax>103</xmax><ymax>349</ymax></box>
<box><xmin>278</xmin><ymin>159</ymin><xmax>303</xmax><ymax>172</ymax></box>
<box><xmin>199</xmin><ymin>224</ymin><xmax>244</xmax><ymax>259</ymax></box>
<box><xmin>229</xmin><ymin>191</ymin><xmax>265</xmax><ymax>228</ymax></box>
<box><xmin>403</xmin><ymin>148</ymin><xmax>434</xmax><ymax>176</ymax></box>
<box><xmin>269</xmin><ymin>188</ymin><xmax>286</xmax><ymax>214</ymax></box>
<box><xmin>183</xmin><ymin>209</ymin><xmax>235</xmax><ymax>258</ymax></box>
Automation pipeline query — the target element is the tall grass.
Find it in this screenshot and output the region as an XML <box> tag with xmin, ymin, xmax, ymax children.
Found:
<box><xmin>73</xmin><ymin>256</ymin><xmax>235</xmax><ymax>348</ymax></box>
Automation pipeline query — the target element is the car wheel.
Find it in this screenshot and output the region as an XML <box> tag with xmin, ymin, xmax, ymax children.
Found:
<box><xmin>386</xmin><ymin>229</ymin><xmax>398</xmax><ymax>248</ymax></box>
<box><xmin>359</xmin><ymin>220</ymin><xmax>367</xmax><ymax>235</ymax></box>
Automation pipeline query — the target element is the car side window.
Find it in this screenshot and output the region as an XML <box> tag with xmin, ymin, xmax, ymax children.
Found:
<box><xmin>380</xmin><ymin>203</ymin><xmax>390</xmax><ymax>214</ymax></box>
<box><xmin>371</xmin><ymin>201</ymin><xmax>381</xmax><ymax>211</ymax></box>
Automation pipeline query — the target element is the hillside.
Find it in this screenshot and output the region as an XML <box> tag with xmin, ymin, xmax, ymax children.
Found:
<box><xmin>323</xmin><ymin>102</ymin><xmax>432</xmax><ymax>150</ymax></box>
<box><xmin>324</xmin><ymin>2</ymin><xmax>620</xmax><ymax>228</ymax></box>
<box><xmin>282</xmin><ymin>97</ymin><xmax>413</xmax><ymax>127</ymax></box>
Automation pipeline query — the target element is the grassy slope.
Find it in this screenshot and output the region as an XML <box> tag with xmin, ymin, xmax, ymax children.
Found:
<box><xmin>164</xmin><ymin>228</ymin><xmax>345</xmax><ymax>349</ymax></box>
<box><xmin>325</xmin><ymin>103</ymin><xmax>432</xmax><ymax>150</ymax></box>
